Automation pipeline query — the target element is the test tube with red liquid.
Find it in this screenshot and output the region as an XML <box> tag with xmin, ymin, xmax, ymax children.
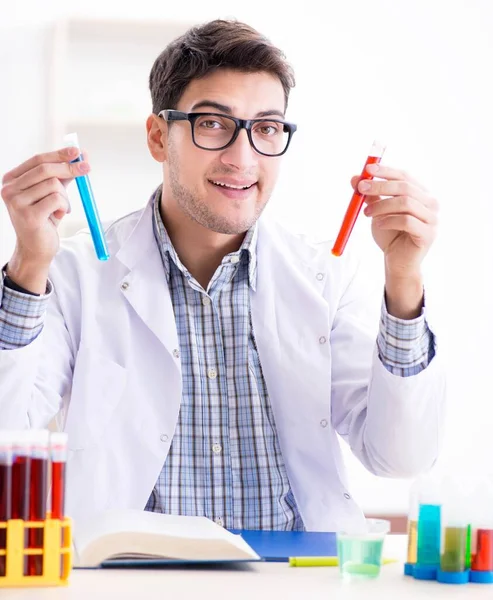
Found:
<box><xmin>331</xmin><ymin>140</ymin><xmax>386</xmax><ymax>257</ymax></box>
<box><xmin>470</xmin><ymin>486</ymin><xmax>493</xmax><ymax>583</ymax></box>
<box><xmin>0</xmin><ymin>432</ymin><xmax>13</xmax><ymax>577</ymax></box>
<box><xmin>12</xmin><ymin>431</ymin><xmax>31</xmax><ymax>575</ymax></box>
<box><xmin>28</xmin><ymin>430</ymin><xmax>49</xmax><ymax>576</ymax></box>
<box><xmin>50</xmin><ymin>432</ymin><xmax>68</xmax><ymax>578</ymax></box>
<box><xmin>50</xmin><ymin>433</ymin><xmax>67</xmax><ymax>521</ymax></box>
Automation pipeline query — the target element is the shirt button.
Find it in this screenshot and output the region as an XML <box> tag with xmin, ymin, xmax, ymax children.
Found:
<box><xmin>212</xmin><ymin>443</ymin><xmax>222</xmax><ymax>454</ymax></box>
<box><xmin>208</xmin><ymin>368</ymin><xmax>217</xmax><ymax>379</ymax></box>
<box><xmin>319</xmin><ymin>336</ymin><xmax>327</xmax><ymax>345</ymax></box>
<box><xmin>202</xmin><ymin>296</ymin><xmax>212</xmax><ymax>306</ymax></box>
<box><xmin>214</xmin><ymin>517</ymin><xmax>224</xmax><ymax>527</ymax></box>
<box><xmin>320</xmin><ymin>419</ymin><xmax>328</xmax><ymax>428</ymax></box>
<box><xmin>121</xmin><ymin>281</ymin><xmax>130</xmax><ymax>290</ymax></box>
<box><xmin>173</xmin><ymin>349</ymin><xmax>180</xmax><ymax>358</ymax></box>
<box><xmin>316</xmin><ymin>273</ymin><xmax>325</xmax><ymax>281</ymax></box>
<box><xmin>230</xmin><ymin>256</ymin><xmax>240</xmax><ymax>264</ymax></box>
<box><xmin>160</xmin><ymin>434</ymin><xmax>169</xmax><ymax>442</ymax></box>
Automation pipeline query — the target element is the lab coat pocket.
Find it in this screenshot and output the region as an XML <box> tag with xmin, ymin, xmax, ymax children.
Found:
<box><xmin>65</xmin><ymin>345</ymin><xmax>127</xmax><ymax>450</ymax></box>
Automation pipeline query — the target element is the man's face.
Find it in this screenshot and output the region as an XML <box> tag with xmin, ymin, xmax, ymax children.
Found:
<box><xmin>163</xmin><ymin>69</ymin><xmax>286</xmax><ymax>235</ymax></box>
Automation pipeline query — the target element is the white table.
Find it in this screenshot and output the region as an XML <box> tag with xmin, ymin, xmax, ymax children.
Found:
<box><xmin>2</xmin><ymin>535</ymin><xmax>492</xmax><ymax>599</ymax></box>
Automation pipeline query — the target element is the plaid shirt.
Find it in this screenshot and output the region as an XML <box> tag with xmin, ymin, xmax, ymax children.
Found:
<box><xmin>0</xmin><ymin>191</ymin><xmax>434</xmax><ymax>529</ymax></box>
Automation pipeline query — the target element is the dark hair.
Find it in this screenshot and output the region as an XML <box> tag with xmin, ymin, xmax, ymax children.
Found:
<box><xmin>149</xmin><ymin>19</ymin><xmax>295</xmax><ymax>114</ymax></box>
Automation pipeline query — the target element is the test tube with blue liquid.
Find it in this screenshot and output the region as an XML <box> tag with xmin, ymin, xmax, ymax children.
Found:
<box><xmin>413</xmin><ymin>476</ymin><xmax>441</xmax><ymax>580</ymax></box>
<box><xmin>63</xmin><ymin>133</ymin><xmax>109</xmax><ymax>261</ymax></box>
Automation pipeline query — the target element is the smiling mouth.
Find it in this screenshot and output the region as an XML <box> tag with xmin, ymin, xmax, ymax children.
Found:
<box><xmin>209</xmin><ymin>179</ymin><xmax>256</xmax><ymax>190</ymax></box>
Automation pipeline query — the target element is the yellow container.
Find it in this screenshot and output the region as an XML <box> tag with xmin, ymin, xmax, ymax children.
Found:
<box><xmin>0</xmin><ymin>516</ymin><xmax>72</xmax><ymax>587</ymax></box>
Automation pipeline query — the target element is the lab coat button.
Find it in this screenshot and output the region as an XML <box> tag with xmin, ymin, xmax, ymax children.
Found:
<box><xmin>320</xmin><ymin>419</ymin><xmax>328</xmax><ymax>428</ymax></box>
<box><xmin>173</xmin><ymin>349</ymin><xmax>180</xmax><ymax>358</ymax></box>
<box><xmin>344</xmin><ymin>493</ymin><xmax>351</xmax><ymax>500</ymax></box>
<box><xmin>319</xmin><ymin>336</ymin><xmax>327</xmax><ymax>345</ymax></box>
<box><xmin>121</xmin><ymin>281</ymin><xmax>129</xmax><ymax>291</ymax></box>
<box><xmin>316</xmin><ymin>272</ymin><xmax>324</xmax><ymax>281</ymax></box>
<box><xmin>160</xmin><ymin>434</ymin><xmax>169</xmax><ymax>442</ymax></box>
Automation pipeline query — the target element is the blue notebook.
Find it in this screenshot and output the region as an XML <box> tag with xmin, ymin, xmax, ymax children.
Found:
<box><xmin>229</xmin><ymin>530</ymin><xmax>337</xmax><ymax>562</ymax></box>
<box><xmin>101</xmin><ymin>530</ymin><xmax>337</xmax><ymax>567</ymax></box>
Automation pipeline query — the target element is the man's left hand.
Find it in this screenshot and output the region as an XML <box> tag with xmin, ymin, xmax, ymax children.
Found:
<box><xmin>350</xmin><ymin>164</ymin><xmax>439</xmax><ymax>319</ymax></box>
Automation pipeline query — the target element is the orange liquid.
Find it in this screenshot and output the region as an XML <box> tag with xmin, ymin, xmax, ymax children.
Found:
<box><xmin>332</xmin><ymin>154</ymin><xmax>382</xmax><ymax>257</ymax></box>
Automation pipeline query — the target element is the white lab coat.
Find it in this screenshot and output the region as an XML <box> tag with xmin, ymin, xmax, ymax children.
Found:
<box><xmin>0</xmin><ymin>198</ymin><xmax>446</xmax><ymax>531</ymax></box>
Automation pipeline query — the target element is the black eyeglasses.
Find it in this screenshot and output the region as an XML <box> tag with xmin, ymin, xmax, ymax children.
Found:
<box><xmin>158</xmin><ymin>109</ymin><xmax>297</xmax><ymax>157</ymax></box>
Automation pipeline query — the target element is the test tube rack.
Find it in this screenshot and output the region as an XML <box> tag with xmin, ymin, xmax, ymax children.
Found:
<box><xmin>0</xmin><ymin>515</ymin><xmax>72</xmax><ymax>587</ymax></box>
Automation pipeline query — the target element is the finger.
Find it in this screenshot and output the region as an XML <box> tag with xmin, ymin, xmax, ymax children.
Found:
<box><xmin>365</xmin><ymin>163</ymin><xmax>426</xmax><ymax>190</ymax></box>
<box><xmin>350</xmin><ymin>176</ymin><xmax>380</xmax><ymax>206</ymax></box>
<box><xmin>31</xmin><ymin>192</ymin><xmax>71</xmax><ymax>223</ymax></box>
<box><xmin>12</xmin><ymin>159</ymin><xmax>89</xmax><ymax>193</ymax></box>
<box><xmin>358</xmin><ymin>178</ymin><xmax>430</xmax><ymax>203</ymax></box>
<box><xmin>364</xmin><ymin>196</ymin><xmax>438</xmax><ymax>225</ymax></box>
<box><xmin>14</xmin><ymin>177</ymin><xmax>68</xmax><ymax>210</ymax></box>
<box><xmin>1</xmin><ymin>146</ymin><xmax>81</xmax><ymax>185</ymax></box>
<box><xmin>373</xmin><ymin>214</ymin><xmax>436</xmax><ymax>244</ymax></box>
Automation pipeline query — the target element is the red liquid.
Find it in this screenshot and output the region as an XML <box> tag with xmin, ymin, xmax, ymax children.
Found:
<box><xmin>472</xmin><ymin>529</ymin><xmax>493</xmax><ymax>571</ymax></box>
<box><xmin>51</xmin><ymin>462</ymin><xmax>66</xmax><ymax>519</ymax></box>
<box><xmin>12</xmin><ymin>456</ymin><xmax>30</xmax><ymax>575</ymax></box>
<box><xmin>52</xmin><ymin>461</ymin><xmax>66</xmax><ymax>577</ymax></box>
<box><xmin>331</xmin><ymin>154</ymin><xmax>382</xmax><ymax>257</ymax></box>
<box><xmin>0</xmin><ymin>463</ymin><xmax>12</xmax><ymax>577</ymax></box>
<box><xmin>12</xmin><ymin>456</ymin><xmax>30</xmax><ymax>519</ymax></box>
<box><xmin>28</xmin><ymin>458</ymin><xmax>48</xmax><ymax>576</ymax></box>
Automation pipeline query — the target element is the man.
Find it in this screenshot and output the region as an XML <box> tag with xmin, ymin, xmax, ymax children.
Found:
<box><xmin>0</xmin><ymin>19</ymin><xmax>444</xmax><ymax>531</ymax></box>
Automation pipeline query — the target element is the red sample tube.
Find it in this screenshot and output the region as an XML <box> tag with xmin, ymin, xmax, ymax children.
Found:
<box><xmin>50</xmin><ymin>433</ymin><xmax>68</xmax><ymax>520</ymax></box>
<box><xmin>0</xmin><ymin>432</ymin><xmax>13</xmax><ymax>577</ymax></box>
<box><xmin>11</xmin><ymin>432</ymin><xmax>31</xmax><ymax>520</ymax></box>
<box><xmin>12</xmin><ymin>431</ymin><xmax>31</xmax><ymax>575</ymax></box>
<box><xmin>331</xmin><ymin>140</ymin><xmax>386</xmax><ymax>257</ymax></box>
<box><xmin>472</xmin><ymin>529</ymin><xmax>493</xmax><ymax>571</ymax></box>
<box><xmin>28</xmin><ymin>430</ymin><xmax>49</xmax><ymax>576</ymax></box>
<box><xmin>50</xmin><ymin>432</ymin><xmax>68</xmax><ymax>578</ymax></box>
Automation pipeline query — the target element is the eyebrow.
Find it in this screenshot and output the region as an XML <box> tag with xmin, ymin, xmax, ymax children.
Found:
<box><xmin>190</xmin><ymin>100</ymin><xmax>285</xmax><ymax>119</ymax></box>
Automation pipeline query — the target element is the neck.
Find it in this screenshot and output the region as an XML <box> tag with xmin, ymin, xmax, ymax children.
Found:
<box><xmin>159</xmin><ymin>198</ymin><xmax>246</xmax><ymax>290</ymax></box>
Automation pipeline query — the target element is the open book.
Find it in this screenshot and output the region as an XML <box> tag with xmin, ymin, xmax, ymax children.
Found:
<box><xmin>73</xmin><ymin>509</ymin><xmax>261</xmax><ymax>567</ymax></box>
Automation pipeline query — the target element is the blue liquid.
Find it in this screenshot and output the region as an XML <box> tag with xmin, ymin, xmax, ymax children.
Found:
<box><xmin>337</xmin><ymin>538</ymin><xmax>384</xmax><ymax>579</ymax></box>
<box><xmin>71</xmin><ymin>155</ymin><xmax>109</xmax><ymax>261</ymax></box>
<box><xmin>417</xmin><ymin>504</ymin><xmax>441</xmax><ymax>565</ymax></box>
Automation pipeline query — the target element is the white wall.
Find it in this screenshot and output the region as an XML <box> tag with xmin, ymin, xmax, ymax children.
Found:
<box><xmin>1</xmin><ymin>0</ymin><xmax>493</xmax><ymax>514</ymax></box>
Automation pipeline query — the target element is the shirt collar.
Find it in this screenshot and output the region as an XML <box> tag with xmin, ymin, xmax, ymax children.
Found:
<box><xmin>152</xmin><ymin>186</ymin><xmax>258</xmax><ymax>290</ymax></box>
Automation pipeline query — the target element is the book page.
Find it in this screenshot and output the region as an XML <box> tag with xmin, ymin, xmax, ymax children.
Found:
<box><xmin>74</xmin><ymin>509</ymin><xmax>260</xmax><ymax>566</ymax></box>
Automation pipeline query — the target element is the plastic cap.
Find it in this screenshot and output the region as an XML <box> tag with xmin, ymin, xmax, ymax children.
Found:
<box><xmin>24</xmin><ymin>428</ymin><xmax>50</xmax><ymax>448</ymax></box>
<box><xmin>436</xmin><ymin>569</ymin><xmax>469</xmax><ymax>585</ymax></box>
<box><xmin>369</xmin><ymin>140</ymin><xmax>386</xmax><ymax>158</ymax></box>
<box><xmin>0</xmin><ymin>430</ymin><xmax>15</xmax><ymax>447</ymax></box>
<box><xmin>63</xmin><ymin>132</ymin><xmax>80</xmax><ymax>149</ymax></box>
<box><xmin>50</xmin><ymin>432</ymin><xmax>68</xmax><ymax>448</ymax></box>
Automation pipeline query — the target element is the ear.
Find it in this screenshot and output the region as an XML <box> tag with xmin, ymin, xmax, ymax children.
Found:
<box><xmin>147</xmin><ymin>113</ymin><xmax>168</xmax><ymax>162</ymax></box>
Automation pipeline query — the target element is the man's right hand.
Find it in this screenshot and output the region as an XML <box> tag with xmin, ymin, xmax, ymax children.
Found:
<box><xmin>1</xmin><ymin>146</ymin><xmax>90</xmax><ymax>294</ymax></box>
